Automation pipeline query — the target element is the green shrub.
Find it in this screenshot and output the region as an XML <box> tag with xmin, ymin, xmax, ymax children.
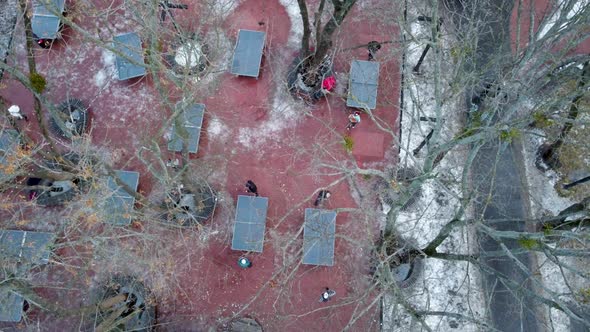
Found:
<box><xmin>30</xmin><ymin>72</ymin><xmax>46</xmax><ymax>94</ymax></box>
<box><xmin>532</xmin><ymin>112</ymin><xmax>553</xmax><ymax>128</ymax></box>
<box><xmin>343</xmin><ymin>135</ymin><xmax>354</xmax><ymax>153</ymax></box>
<box><xmin>499</xmin><ymin>128</ymin><xmax>520</xmax><ymax>142</ymax></box>
<box><xmin>517</xmin><ymin>237</ymin><xmax>539</xmax><ymax>250</ymax></box>
<box><xmin>542</xmin><ymin>223</ymin><xmax>553</xmax><ymax>236</ymax></box>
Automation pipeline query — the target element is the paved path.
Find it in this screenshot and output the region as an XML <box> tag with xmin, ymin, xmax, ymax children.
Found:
<box><xmin>446</xmin><ymin>0</ymin><xmax>542</xmax><ymax>330</ymax></box>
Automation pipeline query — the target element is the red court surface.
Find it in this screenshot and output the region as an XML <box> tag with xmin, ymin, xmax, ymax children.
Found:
<box><xmin>0</xmin><ymin>0</ymin><xmax>400</xmax><ymax>330</ymax></box>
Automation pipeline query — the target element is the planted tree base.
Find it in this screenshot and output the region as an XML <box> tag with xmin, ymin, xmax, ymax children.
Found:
<box><xmin>375</xmin><ymin>167</ymin><xmax>423</xmax><ymax>213</ymax></box>
<box><xmin>373</xmin><ymin>235</ymin><xmax>423</xmax><ymax>289</ymax></box>
<box><xmin>92</xmin><ymin>276</ymin><xmax>156</xmax><ymax>332</ymax></box>
<box><xmin>164</xmin><ymin>181</ymin><xmax>217</xmax><ymax>227</ymax></box>
<box><xmin>49</xmin><ymin>99</ymin><xmax>89</xmax><ymax>139</ymax></box>
<box><xmin>287</xmin><ymin>54</ymin><xmax>333</xmax><ymax>103</ymax></box>
<box><xmin>165</xmin><ymin>34</ymin><xmax>209</xmax><ymax>76</ymax></box>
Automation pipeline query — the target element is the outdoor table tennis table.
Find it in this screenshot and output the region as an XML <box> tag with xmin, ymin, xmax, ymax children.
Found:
<box><xmin>104</xmin><ymin>170</ymin><xmax>140</xmax><ymax>225</ymax></box>
<box><xmin>31</xmin><ymin>0</ymin><xmax>65</xmax><ymax>40</ymax></box>
<box><xmin>302</xmin><ymin>208</ymin><xmax>336</xmax><ymax>266</ymax></box>
<box><xmin>168</xmin><ymin>103</ymin><xmax>205</xmax><ymax>153</ymax></box>
<box><xmin>230</xmin><ymin>29</ymin><xmax>266</xmax><ymax>78</ymax></box>
<box><xmin>346</xmin><ymin>60</ymin><xmax>380</xmax><ymax>110</ymax></box>
<box><xmin>0</xmin><ymin>230</ymin><xmax>54</xmax><ymax>322</ymax></box>
<box><xmin>231</xmin><ymin>195</ymin><xmax>268</xmax><ymax>252</ymax></box>
<box><xmin>113</xmin><ymin>32</ymin><xmax>146</xmax><ymax>80</ymax></box>
<box><xmin>0</xmin><ymin>130</ymin><xmax>20</xmax><ymax>181</ymax></box>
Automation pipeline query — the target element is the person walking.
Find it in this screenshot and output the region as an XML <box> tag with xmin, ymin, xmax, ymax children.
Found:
<box><xmin>314</xmin><ymin>190</ymin><xmax>331</xmax><ymax>207</ymax></box>
<box><xmin>312</xmin><ymin>75</ymin><xmax>336</xmax><ymax>101</ymax></box>
<box><xmin>245</xmin><ymin>180</ymin><xmax>259</xmax><ymax>196</ymax></box>
<box><xmin>346</xmin><ymin>112</ymin><xmax>361</xmax><ymax>130</ymax></box>
<box><xmin>7</xmin><ymin>105</ymin><xmax>28</xmax><ymax>121</ymax></box>
<box><xmin>367</xmin><ymin>41</ymin><xmax>381</xmax><ymax>61</ymax></box>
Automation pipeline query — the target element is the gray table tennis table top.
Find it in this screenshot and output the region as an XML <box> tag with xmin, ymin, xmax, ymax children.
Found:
<box><xmin>113</xmin><ymin>32</ymin><xmax>146</xmax><ymax>80</ymax></box>
<box><xmin>231</xmin><ymin>195</ymin><xmax>268</xmax><ymax>252</ymax></box>
<box><xmin>31</xmin><ymin>0</ymin><xmax>65</xmax><ymax>39</ymax></box>
<box><xmin>346</xmin><ymin>60</ymin><xmax>380</xmax><ymax>110</ymax></box>
<box><xmin>168</xmin><ymin>103</ymin><xmax>205</xmax><ymax>153</ymax></box>
<box><xmin>302</xmin><ymin>208</ymin><xmax>336</xmax><ymax>266</ymax></box>
<box><xmin>0</xmin><ymin>130</ymin><xmax>20</xmax><ymax>180</ymax></box>
<box><xmin>0</xmin><ymin>230</ymin><xmax>55</xmax><ymax>322</ymax></box>
<box><xmin>231</xmin><ymin>29</ymin><xmax>266</xmax><ymax>78</ymax></box>
<box><xmin>104</xmin><ymin>170</ymin><xmax>139</xmax><ymax>225</ymax></box>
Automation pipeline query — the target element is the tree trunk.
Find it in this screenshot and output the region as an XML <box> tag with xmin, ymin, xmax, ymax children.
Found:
<box><xmin>17</xmin><ymin>0</ymin><xmax>59</xmax><ymax>156</ymax></box>
<box><xmin>297</xmin><ymin>0</ymin><xmax>357</xmax><ymax>70</ymax></box>
<box><xmin>311</xmin><ymin>0</ymin><xmax>357</xmax><ymax>67</ymax></box>
<box><xmin>297</xmin><ymin>0</ymin><xmax>312</xmax><ymax>58</ymax></box>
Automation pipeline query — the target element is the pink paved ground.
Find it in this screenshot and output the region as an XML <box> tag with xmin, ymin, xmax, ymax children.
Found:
<box><xmin>1</xmin><ymin>0</ymin><xmax>400</xmax><ymax>331</ymax></box>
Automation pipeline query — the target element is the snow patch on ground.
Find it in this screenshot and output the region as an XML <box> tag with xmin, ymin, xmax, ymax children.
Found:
<box><xmin>519</xmin><ymin>129</ymin><xmax>577</xmax><ymax>331</ymax></box>
<box><xmin>207</xmin><ymin>117</ymin><xmax>230</xmax><ymax>141</ymax></box>
<box><xmin>384</xmin><ymin>258</ymin><xmax>485</xmax><ymax>332</ymax></box>
<box><xmin>278</xmin><ymin>0</ymin><xmax>304</xmax><ymax>48</ymax></box>
<box><xmin>100</xmin><ymin>49</ymin><xmax>118</xmax><ymax>81</ymax></box>
<box><xmin>94</xmin><ymin>70</ymin><xmax>107</xmax><ymax>88</ymax></box>
<box><xmin>521</xmin><ymin>130</ymin><xmax>574</xmax><ymax>216</ymax></box>
<box><xmin>237</xmin><ymin>89</ymin><xmax>300</xmax><ymax>149</ymax></box>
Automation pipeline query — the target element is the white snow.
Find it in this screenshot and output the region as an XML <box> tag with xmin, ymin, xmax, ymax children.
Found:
<box><xmin>207</xmin><ymin>117</ymin><xmax>230</xmax><ymax>141</ymax></box>
<box><xmin>382</xmin><ymin>7</ymin><xmax>486</xmax><ymax>331</ymax></box>
<box><xmin>94</xmin><ymin>70</ymin><xmax>107</xmax><ymax>88</ymax></box>
<box><xmin>278</xmin><ymin>0</ymin><xmax>304</xmax><ymax>48</ymax></box>
<box><xmin>521</xmin><ymin>130</ymin><xmax>574</xmax><ymax>215</ymax></box>
<box><xmin>174</xmin><ymin>43</ymin><xmax>201</xmax><ymax>67</ymax></box>
<box><xmin>237</xmin><ymin>89</ymin><xmax>301</xmax><ymax>149</ymax></box>
<box><xmin>100</xmin><ymin>49</ymin><xmax>118</xmax><ymax>80</ymax></box>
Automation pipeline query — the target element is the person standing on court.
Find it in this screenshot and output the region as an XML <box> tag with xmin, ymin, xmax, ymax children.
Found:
<box><xmin>346</xmin><ymin>112</ymin><xmax>361</xmax><ymax>130</ymax></box>
<box><xmin>245</xmin><ymin>180</ymin><xmax>259</xmax><ymax>196</ymax></box>
<box><xmin>314</xmin><ymin>190</ymin><xmax>331</xmax><ymax>207</ymax></box>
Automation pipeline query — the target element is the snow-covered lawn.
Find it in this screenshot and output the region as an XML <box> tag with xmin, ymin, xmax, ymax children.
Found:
<box><xmin>382</xmin><ymin>5</ymin><xmax>486</xmax><ymax>331</ymax></box>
